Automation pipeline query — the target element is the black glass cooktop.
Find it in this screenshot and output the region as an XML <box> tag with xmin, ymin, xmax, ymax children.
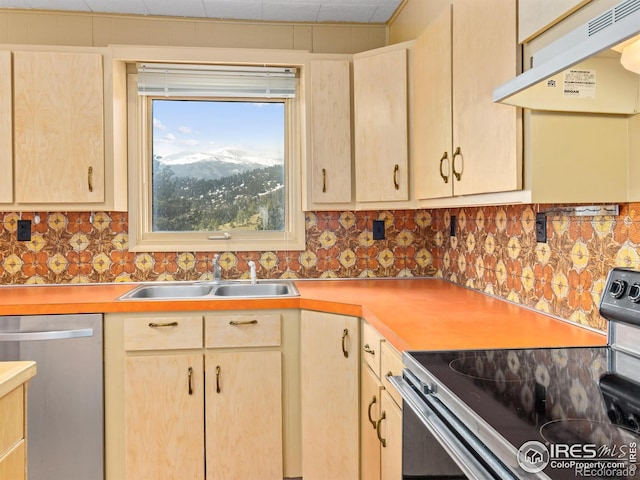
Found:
<box><xmin>407</xmin><ymin>346</ymin><xmax>640</xmax><ymax>479</ymax></box>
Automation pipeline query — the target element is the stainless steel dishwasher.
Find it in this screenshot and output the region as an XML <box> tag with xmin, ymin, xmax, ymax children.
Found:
<box><xmin>0</xmin><ymin>314</ymin><xmax>103</xmax><ymax>480</ymax></box>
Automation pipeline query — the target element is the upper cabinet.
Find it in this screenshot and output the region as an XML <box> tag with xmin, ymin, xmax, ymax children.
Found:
<box><xmin>0</xmin><ymin>51</ymin><xmax>11</xmax><ymax>204</ymax></box>
<box><xmin>413</xmin><ymin>0</ymin><xmax>521</xmax><ymax>203</ymax></box>
<box><xmin>0</xmin><ymin>47</ymin><xmax>127</xmax><ymax>211</ymax></box>
<box><xmin>306</xmin><ymin>58</ymin><xmax>353</xmax><ymax>209</ymax></box>
<box><xmin>14</xmin><ymin>51</ymin><xmax>105</xmax><ymax>204</ymax></box>
<box><xmin>354</xmin><ymin>43</ymin><xmax>413</xmax><ymax>208</ymax></box>
<box><xmin>518</xmin><ymin>0</ymin><xmax>591</xmax><ymax>43</ymax></box>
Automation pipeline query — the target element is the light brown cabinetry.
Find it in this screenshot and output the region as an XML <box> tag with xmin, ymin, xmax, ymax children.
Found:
<box><xmin>0</xmin><ymin>47</ymin><xmax>127</xmax><ymax>211</ymax></box>
<box><xmin>124</xmin><ymin>353</ymin><xmax>205</xmax><ymax>480</ymax></box>
<box><xmin>414</xmin><ymin>0</ymin><xmax>520</xmax><ymax>202</ymax></box>
<box><xmin>518</xmin><ymin>0</ymin><xmax>591</xmax><ymax>42</ymax></box>
<box><xmin>105</xmin><ymin>311</ymin><xmax>291</xmax><ymax>480</ymax></box>
<box><xmin>301</xmin><ymin>310</ymin><xmax>359</xmax><ymax>480</ymax></box>
<box><xmin>14</xmin><ymin>50</ymin><xmax>105</xmax><ymax>204</ymax></box>
<box><xmin>307</xmin><ymin>59</ymin><xmax>353</xmax><ymax>208</ymax></box>
<box><xmin>360</xmin><ymin>321</ymin><xmax>403</xmax><ymax>480</ymax></box>
<box><xmin>0</xmin><ymin>362</ymin><xmax>36</xmax><ymax>480</ymax></box>
<box><xmin>204</xmin><ymin>314</ymin><xmax>283</xmax><ymax>480</ymax></box>
<box><xmin>354</xmin><ymin>43</ymin><xmax>412</xmax><ymax>207</ymax></box>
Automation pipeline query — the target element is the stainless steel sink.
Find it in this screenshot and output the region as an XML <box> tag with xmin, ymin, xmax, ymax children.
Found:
<box><xmin>119</xmin><ymin>284</ymin><xmax>214</xmax><ymax>300</ymax></box>
<box><xmin>213</xmin><ymin>283</ymin><xmax>295</xmax><ymax>298</ymax></box>
<box><xmin>118</xmin><ymin>281</ymin><xmax>299</xmax><ymax>300</ymax></box>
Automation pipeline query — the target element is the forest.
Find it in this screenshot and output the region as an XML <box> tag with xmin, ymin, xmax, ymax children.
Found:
<box><xmin>152</xmin><ymin>160</ymin><xmax>285</xmax><ymax>232</ymax></box>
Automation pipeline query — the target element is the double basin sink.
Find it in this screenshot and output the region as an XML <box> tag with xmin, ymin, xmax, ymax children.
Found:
<box><xmin>118</xmin><ymin>280</ymin><xmax>299</xmax><ymax>300</ymax></box>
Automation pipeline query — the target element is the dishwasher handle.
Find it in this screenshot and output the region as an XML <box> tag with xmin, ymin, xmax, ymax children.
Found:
<box><xmin>0</xmin><ymin>328</ymin><xmax>94</xmax><ymax>342</ymax></box>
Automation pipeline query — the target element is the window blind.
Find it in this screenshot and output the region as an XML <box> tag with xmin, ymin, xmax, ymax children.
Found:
<box><xmin>137</xmin><ymin>63</ymin><xmax>298</xmax><ymax>98</ymax></box>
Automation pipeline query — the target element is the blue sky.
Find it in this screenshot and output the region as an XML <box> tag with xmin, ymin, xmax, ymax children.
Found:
<box><xmin>152</xmin><ymin>99</ymin><xmax>285</xmax><ymax>158</ymax></box>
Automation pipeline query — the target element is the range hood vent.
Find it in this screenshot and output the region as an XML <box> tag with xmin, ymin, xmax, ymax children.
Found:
<box><xmin>493</xmin><ymin>0</ymin><xmax>640</xmax><ymax>114</ymax></box>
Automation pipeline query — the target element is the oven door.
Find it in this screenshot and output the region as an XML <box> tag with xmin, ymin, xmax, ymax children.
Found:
<box><xmin>389</xmin><ymin>370</ymin><xmax>517</xmax><ymax>480</ymax></box>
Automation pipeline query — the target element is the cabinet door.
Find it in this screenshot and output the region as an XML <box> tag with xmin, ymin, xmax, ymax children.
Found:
<box><xmin>309</xmin><ymin>60</ymin><xmax>352</xmax><ymax>205</ymax></box>
<box><xmin>13</xmin><ymin>51</ymin><xmax>105</xmax><ymax>203</ymax></box>
<box><xmin>354</xmin><ymin>47</ymin><xmax>408</xmax><ymax>203</ymax></box>
<box><xmin>0</xmin><ymin>441</ymin><xmax>25</xmax><ymax>480</ymax></box>
<box><xmin>361</xmin><ymin>364</ymin><xmax>382</xmax><ymax>480</ymax></box>
<box><xmin>0</xmin><ymin>51</ymin><xmax>11</xmax><ymax>204</ymax></box>
<box><xmin>124</xmin><ymin>354</ymin><xmax>204</xmax><ymax>480</ymax></box>
<box><xmin>413</xmin><ymin>5</ymin><xmax>454</xmax><ymax>200</ymax></box>
<box><xmin>205</xmin><ymin>351</ymin><xmax>283</xmax><ymax>480</ymax></box>
<box><xmin>379</xmin><ymin>391</ymin><xmax>402</xmax><ymax>480</ymax></box>
<box><xmin>451</xmin><ymin>0</ymin><xmax>520</xmax><ymax>196</ymax></box>
<box><xmin>301</xmin><ymin>310</ymin><xmax>359</xmax><ymax>480</ymax></box>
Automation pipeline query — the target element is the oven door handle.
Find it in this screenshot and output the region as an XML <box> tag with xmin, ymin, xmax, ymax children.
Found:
<box><xmin>388</xmin><ymin>374</ymin><xmax>514</xmax><ymax>480</ymax></box>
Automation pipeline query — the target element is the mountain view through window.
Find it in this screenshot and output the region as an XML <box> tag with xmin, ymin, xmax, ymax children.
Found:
<box><xmin>151</xmin><ymin>99</ymin><xmax>286</xmax><ymax>233</ymax></box>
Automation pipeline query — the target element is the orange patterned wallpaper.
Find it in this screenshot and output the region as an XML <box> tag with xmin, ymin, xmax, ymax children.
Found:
<box><xmin>1</xmin><ymin>204</ymin><xmax>637</xmax><ymax>332</ymax></box>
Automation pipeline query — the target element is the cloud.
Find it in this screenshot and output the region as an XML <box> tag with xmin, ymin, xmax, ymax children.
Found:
<box><xmin>185</xmin><ymin>139</ymin><xmax>199</xmax><ymax>147</ymax></box>
<box><xmin>163</xmin><ymin>133</ymin><xmax>176</xmax><ymax>141</ymax></box>
<box><xmin>153</xmin><ymin>117</ymin><xmax>166</xmax><ymax>130</ymax></box>
<box><xmin>178</xmin><ymin>126</ymin><xmax>192</xmax><ymax>134</ymax></box>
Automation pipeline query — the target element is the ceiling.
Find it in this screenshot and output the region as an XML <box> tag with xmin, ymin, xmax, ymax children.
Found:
<box><xmin>0</xmin><ymin>0</ymin><xmax>404</xmax><ymax>23</ymax></box>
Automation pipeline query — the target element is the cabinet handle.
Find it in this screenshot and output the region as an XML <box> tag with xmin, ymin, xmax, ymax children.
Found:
<box><xmin>376</xmin><ymin>411</ymin><xmax>387</xmax><ymax>447</ymax></box>
<box><xmin>148</xmin><ymin>321</ymin><xmax>179</xmax><ymax>328</ymax></box>
<box><xmin>341</xmin><ymin>328</ymin><xmax>349</xmax><ymax>358</ymax></box>
<box><xmin>88</xmin><ymin>166</ymin><xmax>94</xmax><ymax>192</ymax></box>
<box><xmin>363</xmin><ymin>343</ymin><xmax>375</xmax><ymax>355</ymax></box>
<box><xmin>322</xmin><ymin>168</ymin><xmax>327</xmax><ymax>193</ymax></box>
<box><xmin>452</xmin><ymin>147</ymin><xmax>462</xmax><ymax>181</ymax></box>
<box><xmin>393</xmin><ymin>164</ymin><xmax>400</xmax><ymax>190</ymax></box>
<box><xmin>188</xmin><ymin>367</ymin><xmax>193</xmax><ymax>395</ymax></box>
<box><xmin>229</xmin><ymin>319</ymin><xmax>258</xmax><ymax>326</ymax></box>
<box><xmin>385</xmin><ymin>371</ymin><xmax>393</xmax><ymax>379</ymax></box>
<box><xmin>439</xmin><ymin>151</ymin><xmax>450</xmax><ymax>184</ymax></box>
<box><xmin>216</xmin><ymin>365</ymin><xmax>221</xmax><ymax>393</ymax></box>
<box><xmin>367</xmin><ymin>395</ymin><xmax>377</xmax><ymax>429</ymax></box>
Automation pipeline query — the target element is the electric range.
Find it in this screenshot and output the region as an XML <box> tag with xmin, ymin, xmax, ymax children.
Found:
<box><xmin>391</xmin><ymin>268</ymin><xmax>640</xmax><ymax>479</ymax></box>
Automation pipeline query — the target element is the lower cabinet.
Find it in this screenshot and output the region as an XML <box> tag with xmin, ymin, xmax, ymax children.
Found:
<box><xmin>301</xmin><ymin>310</ymin><xmax>360</xmax><ymax>480</ymax></box>
<box><xmin>105</xmin><ymin>311</ymin><xmax>291</xmax><ymax>480</ymax></box>
<box><xmin>205</xmin><ymin>350</ymin><xmax>282</xmax><ymax>480</ymax></box>
<box><xmin>124</xmin><ymin>354</ymin><xmax>205</xmax><ymax>480</ymax></box>
<box><xmin>360</xmin><ymin>320</ymin><xmax>403</xmax><ymax>480</ymax></box>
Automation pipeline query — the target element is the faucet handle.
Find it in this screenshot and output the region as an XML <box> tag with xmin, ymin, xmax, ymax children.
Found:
<box><xmin>247</xmin><ymin>260</ymin><xmax>257</xmax><ymax>284</ymax></box>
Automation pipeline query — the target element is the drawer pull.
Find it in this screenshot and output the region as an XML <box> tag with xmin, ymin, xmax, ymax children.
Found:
<box><xmin>88</xmin><ymin>166</ymin><xmax>94</xmax><ymax>192</ymax></box>
<box><xmin>363</xmin><ymin>343</ymin><xmax>375</xmax><ymax>355</ymax></box>
<box><xmin>376</xmin><ymin>411</ymin><xmax>387</xmax><ymax>447</ymax></box>
<box><xmin>229</xmin><ymin>320</ymin><xmax>258</xmax><ymax>326</ymax></box>
<box><xmin>341</xmin><ymin>328</ymin><xmax>349</xmax><ymax>358</ymax></box>
<box><xmin>148</xmin><ymin>322</ymin><xmax>179</xmax><ymax>328</ymax></box>
<box><xmin>188</xmin><ymin>367</ymin><xmax>193</xmax><ymax>395</ymax></box>
<box><xmin>393</xmin><ymin>164</ymin><xmax>400</xmax><ymax>190</ymax></box>
<box><xmin>216</xmin><ymin>365</ymin><xmax>221</xmax><ymax>393</ymax></box>
<box><xmin>367</xmin><ymin>395</ymin><xmax>377</xmax><ymax>429</ymax></box>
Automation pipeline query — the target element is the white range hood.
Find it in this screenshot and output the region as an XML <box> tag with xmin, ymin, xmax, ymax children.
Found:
<box><xmin>493</xmin><ymin>0</ymin><xmax>640</xmax><ymax>114</ymax></box>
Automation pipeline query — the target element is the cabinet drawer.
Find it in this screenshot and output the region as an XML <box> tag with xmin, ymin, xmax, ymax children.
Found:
<box><xmin>361</xmin><ymin>321</ymin><xmax>384</xmax><ymax>378</ymax></box>
<box><xmin>381</xmin><ymin>342</ymin><xmax>403</xmax><ymax>409</ymax></box>
<box><xmin>0</xmin><ymin>386</ymin><xmax>23</xmax><ymax>457</ymax></box>
<box><xmin>205</xmin><ymin>314</ymin><xmax>281</xmax><ymax>348</ymax></box>
<box><xmin>124</xmin><ymin>316</ymin><xmax>203</xmax><ymax>351</ymax></box>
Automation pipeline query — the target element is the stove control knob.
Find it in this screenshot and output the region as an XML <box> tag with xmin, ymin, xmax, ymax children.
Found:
<box><xmin>609</xmin><ymin>279</ymin><xmax>627</xmax><ymax>299</ymax></box>
<box><xmin>607</xmin><ymin>404</ymin><xmax>623</xmax><ymax>424</ymax></box>
<box><xmin>629</xmin><ymin>284</ymin><xmax>640</xmax><ymax>303</ymax></box>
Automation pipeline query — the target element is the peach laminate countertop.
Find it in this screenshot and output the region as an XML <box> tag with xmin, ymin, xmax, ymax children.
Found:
<box><xmin>0</xmin><ymin>278</ymin><xmax>606</xmax><ymax>352</ymax></box>
<box><xmin>0</xmin><ymin>361</ymin><xmax>36</xmax><ymax>399</ymax></box>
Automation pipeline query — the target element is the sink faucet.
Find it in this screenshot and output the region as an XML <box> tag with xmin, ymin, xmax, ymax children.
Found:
<box><xmin>212</xmin><ymin>254</ymin><xmax>221</xmax><ymax>283</ymax></box>
<box><xmin>248</xmin><ymin>260</ymin><xmax>257</xmax><ymax>285</ymax></box>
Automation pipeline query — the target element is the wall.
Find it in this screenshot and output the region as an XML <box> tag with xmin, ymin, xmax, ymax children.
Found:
<box><xmin>3</xmin><ymin>203</ymin><xmax>639</xmax><ymax>332</ymax></box>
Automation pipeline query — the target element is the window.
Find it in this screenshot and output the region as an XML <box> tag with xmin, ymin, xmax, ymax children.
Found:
<box><xmin>127</xmin><ymin>61</ymin><xmax>305</xmax><ymax>252</ymax></box>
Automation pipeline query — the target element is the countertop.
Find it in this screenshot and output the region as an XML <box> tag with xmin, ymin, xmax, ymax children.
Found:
<box><xmin>0</xmin><ymin>278</ymin><xmax>606</xmax><ymax>351</ymax></box>
<box><xmin>0</xmin><ymin>361</ymin><xmax>36</xmax><ymax>398</ymax></box>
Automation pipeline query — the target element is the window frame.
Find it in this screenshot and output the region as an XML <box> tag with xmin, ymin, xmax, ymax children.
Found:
<box><xmin>126</xmin><ymin>64</ymin><xmax>306</xmax><ymax>253</ymax></box>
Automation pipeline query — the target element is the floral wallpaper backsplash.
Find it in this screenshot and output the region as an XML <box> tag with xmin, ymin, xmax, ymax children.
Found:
<box><xmin>2</xmin><ymin>203</ymin><xmax>640</xmax><ymax>332</ymax></box>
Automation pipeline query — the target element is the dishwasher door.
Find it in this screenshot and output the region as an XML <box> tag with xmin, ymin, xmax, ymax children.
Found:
<box><xmin>0</xmin><ymin>314</ymin><xmax>104</xmax><ymax>480</ymax></box>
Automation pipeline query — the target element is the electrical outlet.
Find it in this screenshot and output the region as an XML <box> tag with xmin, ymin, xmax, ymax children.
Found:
<box><xmin>372</xmin><ymin>220</ymin><xmax>385</xmax><ymax>240</ymax></box>
<box><xmin>535</xmin><ymin>213</ymin><xmax>547</xmax><ymax>243</ymax></box>
<box><xmin>450</xmin><ymin>215</ymin><xmax>457</xmax><ymax>236</ymax></box>
<box><xmin>17</xmin><ymin>220</ymin><xmax>32</xmax><ymax>241</ymax></box>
